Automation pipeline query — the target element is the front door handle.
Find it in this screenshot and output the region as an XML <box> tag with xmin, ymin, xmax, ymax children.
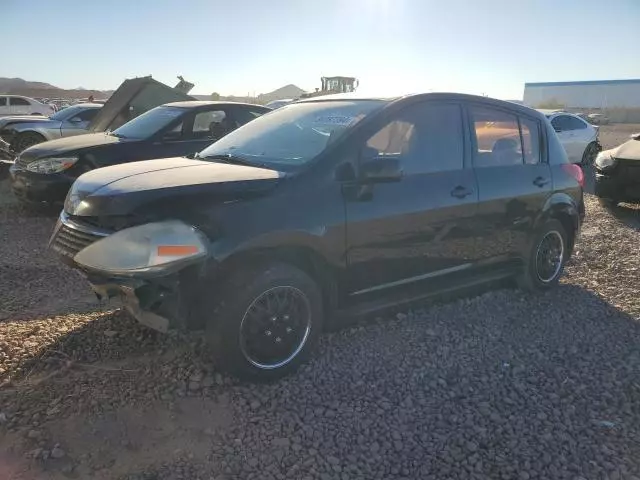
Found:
<box><xmin>450</xmin><ymin>186</ymin><xmax>473</xmax><ymax>199</ymax></box>
<box><xmin>533</xmin><ymin>176</ymin><xmax>550</xmax><ymax>188</ymax></box>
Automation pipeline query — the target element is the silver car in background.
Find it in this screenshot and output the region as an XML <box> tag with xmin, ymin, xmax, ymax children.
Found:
<box><xmin>539</xmin><ymin>110</ymin><xmax>601</xmax><ymax>165</ymax></box>
<box><xmin>0</xmin><ymin>104</ymin><xmax>102</xmax><ymax>154</ymax></box>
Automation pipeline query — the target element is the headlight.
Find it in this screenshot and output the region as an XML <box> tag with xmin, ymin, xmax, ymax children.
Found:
<box><xmin>594</xmin><ymin>151</ymin><xmax>617</xmax><ymax>170</ymax></box>
<box><xmin>73</xmin><ymin>221</ymin><xmax>208</xmax><ymax>276</ymax></box>
<box><xmin>26</xmin><ymin>157</ymin><xmax>78</xmax><ymax>174</ymax></box>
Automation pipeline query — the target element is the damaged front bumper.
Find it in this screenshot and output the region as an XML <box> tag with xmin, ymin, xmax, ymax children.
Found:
<box><xmin>86</xmin><ymin>267</ymin><xmax>205</xmax><ymax>333</ymax></box>
<box><xmin>0</xmin><ymin>136</ymin><xmax>13</xmax><ymax>157</ymax></box>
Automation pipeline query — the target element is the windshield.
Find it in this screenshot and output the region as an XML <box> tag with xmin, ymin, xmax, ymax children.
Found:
<box><xmin>111</xmin><ymin>106</ymin><xmax>184</xmax><ymax>139</ymax></box>
<box><xmin>199</xmin><ymin>100</ymin><xmax>386</xmax><ymax>170</ymax></box>
<box><xmin>49</xmin><ymin>105</ymin><xmax>95</xmax><ymax>121</ymax></box>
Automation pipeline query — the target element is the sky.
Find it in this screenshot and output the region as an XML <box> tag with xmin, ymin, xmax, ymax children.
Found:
<box><xmin>4</xmin><ymin>0</ymin><xmax>640</xmax><ymax>99</ymax></box>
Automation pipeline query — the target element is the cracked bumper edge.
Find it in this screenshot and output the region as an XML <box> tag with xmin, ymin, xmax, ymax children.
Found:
<box><xmin>89</xmin><ymin>280</ymin><xmax>174</xmax><ymax>333</ymax></box>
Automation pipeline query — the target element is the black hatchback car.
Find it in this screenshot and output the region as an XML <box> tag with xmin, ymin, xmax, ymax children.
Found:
<box><xmin>9</xmin><ymin>101</ymin><xmax>270</xmax><ymax>205</ymax></box>
<box><xmin>49</xmin><ymin>93</ymin><xmax>585</xmax><ymax>381</ymax></box>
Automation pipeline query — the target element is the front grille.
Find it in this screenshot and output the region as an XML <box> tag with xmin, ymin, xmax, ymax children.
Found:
<box><xmin>50</xmin><ymin>214</ymin><xmax>110</xmax><ymax>260</ymax></box>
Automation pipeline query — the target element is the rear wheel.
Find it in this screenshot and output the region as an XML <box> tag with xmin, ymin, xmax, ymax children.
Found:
<box><xmin>206</xmin><ymin>262</ymin><xmax>323</xmax><ymax>381</ymax></box>
<box><xmin>14</xmin><ymin>132</ymin><xmax>46</xmax><ymax>153</ymax></box>
<box><xmin>581</xmin><ymin>142</ymin><xmax>599</xmax><ymax>166</ymax></box>
<box><xmin>518</xmin><ymin>220</ymin><xmax>568</xmax><ymax>291</ymax></box>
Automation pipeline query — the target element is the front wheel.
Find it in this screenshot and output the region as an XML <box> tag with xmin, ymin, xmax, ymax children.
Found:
<box><xmin>518</xmin><ymin>220</ymin><xmax>568</xmax><ymax>291</ymax></box>
<box><xmin>206</xmin><ymin>262</ymin><xmax>323</xmax><ymax>381</ymax></box>
<box><xmin>13</xmin><ymin>132</ymin><xmax>46</xmax><ymax>153</ymax></box>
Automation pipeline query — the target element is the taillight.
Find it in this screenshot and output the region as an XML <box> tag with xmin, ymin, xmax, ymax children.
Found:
<box><xmin>562</xmin><ymin>163</ymin><xmax>585</xmax><ymax>188</ymax></box>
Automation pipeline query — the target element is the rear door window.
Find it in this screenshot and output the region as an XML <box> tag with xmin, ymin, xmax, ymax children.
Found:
<box><xmin>0</xmin><ymin>97</ymin><xmax>7</xmax><ymax>107</ymax></box>
<box><xmin>9</xmin><ymin>97</ymin><xmax>31</xmax><ymax>106</ymax></box>
<box><xmin>190</xmin><ymin>110</ymin><xmax>230</xmax><ymax>139</ymax></box>
<box><xmin>470</xmin><ymin>105</ymin><xmax>523</xmax><ymax>167</ymax></box>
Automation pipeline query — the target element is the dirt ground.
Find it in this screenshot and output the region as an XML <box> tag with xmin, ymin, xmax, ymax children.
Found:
<box><xmin>0</xmin><ymin>124</ymin><xmax>639</xmax><ymax>479</ymax></box>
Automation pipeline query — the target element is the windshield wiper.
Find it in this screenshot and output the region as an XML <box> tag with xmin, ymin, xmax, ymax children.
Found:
<box><xmin>201</xmin><ymin>153</ymin><xmax>262</xmax><ymax>168</ymax></box>
<box><xmin>108</xmin><ymin>131</ymin><xmax>127</xmax><ymax>139</ymax></box>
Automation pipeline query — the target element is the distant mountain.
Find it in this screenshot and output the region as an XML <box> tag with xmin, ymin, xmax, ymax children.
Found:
<box><xmin>0</xmin><ymin>77</ymin><xmax>59</xmax><ymax>91</ymax></box>
<box><xmin>0</xmin><ymin>77</ymin><xmax>112</xmax><ymax>100</ymax></box>
<box><xmin>257</xmin><ymin>84</ymin><xmax>305</xmax><ymax>103</ymax></box>
<box><xmin>0</xmin><ymin>77</ymin><xmax>306</xmax><ymax>104</ymax></box>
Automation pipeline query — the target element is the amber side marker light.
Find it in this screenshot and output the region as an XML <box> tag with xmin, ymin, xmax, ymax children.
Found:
<box><xmin>157</xmin><ymin>245</ymin><xmax>200</xmax><ymax>256</ymax></box>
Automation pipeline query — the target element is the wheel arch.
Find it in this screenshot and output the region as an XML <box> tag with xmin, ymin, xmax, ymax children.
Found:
<box><xmin>208</xmin><ymin>242</ymin><xmax>341</xmax><ymax>318</ymax></box>
<box><xmin>536</xmin><ymin>193</ymin><xmax>580</xmax><ymax>257</ymax></box>
<box><xmin>10</xmin><ymin>129</ymin><xmax>48</xmax><ymax>151</ymax></box>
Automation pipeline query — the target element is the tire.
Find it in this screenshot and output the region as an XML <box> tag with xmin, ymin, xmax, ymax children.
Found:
<box><xmin>518</xmin><ymin>219</ymin><xmax>568</xmax><ymax>291</ymax></box>
<box><xmin>581</xmin><ymin>142</ymin><xmax>599</xmax><ymax>166</ymax></box>
<box><xmin>598</xmin><ymin>197</ymin><xmax>619</xmax><ymax>210</ymax></box>
<box><xmin>14</xmin><ymin>132</ymin><xmax>46</xmax><ymax>153</ymax></box>
<box><xmin>206</xmin><ymin>262</ymin><xmax>324</xmax><ymax>381</ymax></box>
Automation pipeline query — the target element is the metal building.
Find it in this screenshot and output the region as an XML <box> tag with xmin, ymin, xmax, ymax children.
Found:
<box><xmin>523</xmin><ymin>79</ymin><xmax>640</xmax><ymax>109</ymax></box>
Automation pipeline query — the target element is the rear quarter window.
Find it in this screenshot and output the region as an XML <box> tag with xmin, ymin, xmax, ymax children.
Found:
<box><xmin>519</xmin><ymin>116</ymin><xmax>542</xmax><ymax>164</ymax></box>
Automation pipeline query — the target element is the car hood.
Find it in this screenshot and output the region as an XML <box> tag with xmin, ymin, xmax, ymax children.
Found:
<box><xmin>611</xmin><ymin>137</ymin><xmax>640</xmax><ymax>161</ymax></box>
<box><xmin>65</xmin><ymin>157</ymin><xmax>284</xmax><ymax>217</ymax></box>
<box><xmin>21</xmin><ymin>132</ymin><xmax>130</xmax><ymax>159</ymax></box>
<box><xmin>0</xmin><ymin>115</ymin><xmax>51</xmax><ymax>129</ymax></box>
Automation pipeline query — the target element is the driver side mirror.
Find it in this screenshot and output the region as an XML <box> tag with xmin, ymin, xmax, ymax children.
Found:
<box><xmin>360</xmin><ymin>156</ymin><xmax>402</xmax><ymax>183</ymax></box>
<box><xmin>69</xmin><ymin>116</ymin><xmax>83</xmax><ymax>124</ymax></box>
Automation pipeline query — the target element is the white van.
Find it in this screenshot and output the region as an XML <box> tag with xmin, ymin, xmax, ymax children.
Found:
<box><xmin>0</xmin><ymin>95</ymin><xmax>55</xmax><ymax>117</ymax></box>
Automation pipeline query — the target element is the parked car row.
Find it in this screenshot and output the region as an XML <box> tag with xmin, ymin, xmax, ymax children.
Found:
<box><xmin>9</xmin><ymin>101</ymin><xmax>270</xmax><ymax>204</ymax></box>
<box><xmin>31</xmin><ymin>92</ymin><xmax>588</xmax><ymax>381</ymax></box>
<box><xmin>0</xmin><ymin>76</ymin><xmax>196</xmax><ymax>160</ymax></box>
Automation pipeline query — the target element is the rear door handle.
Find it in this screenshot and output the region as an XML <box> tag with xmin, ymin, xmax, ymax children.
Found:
<box><xmin>533</xmin><ymin>176</ymin><xmax>550</xmax><ymax>188</ymax></box>
<box><xmin>450</xmin><ymin>186</ymin><xmax>473</xmax><ymax>199</ymax></box>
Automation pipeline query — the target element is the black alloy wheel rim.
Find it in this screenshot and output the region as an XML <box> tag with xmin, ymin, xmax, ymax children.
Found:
<box><xmin>584</xmin><ymin>144</ymin><xmax>598</xmax><ymax>165</ymax></box>
<box><xmin>535</xmin><ymin>231</ymin><xmax>564</xmax><ymax>283</ymax></box>
<box><xmin>239</xmin><ymin>286</ymin><xmax>312</xmax><ymax>370</ymax></box>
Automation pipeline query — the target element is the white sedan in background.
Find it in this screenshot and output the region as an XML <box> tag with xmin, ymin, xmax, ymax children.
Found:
<box><xmin>0</xmin><ymin>95</ymin><xmax>55</xmax><ymax>117</ymax></box>
<box><xmin>538</xmin><ymin>110</ymin><xmax>601</xmax><ymax>165</ymax></box>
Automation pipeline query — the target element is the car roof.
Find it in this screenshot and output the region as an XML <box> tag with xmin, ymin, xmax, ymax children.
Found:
<box><xmin>162</xmin><ymin>100</ymin><xmax>269</xmax><ymax>109</ymax></box>
<box><xmin>536</xmin><ymin>109</ymin><xmax>565</xmax><ymax>116</ymax></box>
<box><xmin>299</xmin><ymin>92</ymin><xmax>547</xmax><ymax>119</ymax></box>
<box><xmin>71</xmin><ymin>103</ymin><xmax>103</xmax><ymax>108</ymax></box>
<box><xmin>297</xmin><ymin>92</ymin><xmax>399</xmax><ymax>103</ymax></box>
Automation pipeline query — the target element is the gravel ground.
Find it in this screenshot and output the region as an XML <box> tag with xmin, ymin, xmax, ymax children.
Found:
<box><xmin>0</xmin><ymin>126</ymin><xmax>639</xmax><ymax>479</ymax></box>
